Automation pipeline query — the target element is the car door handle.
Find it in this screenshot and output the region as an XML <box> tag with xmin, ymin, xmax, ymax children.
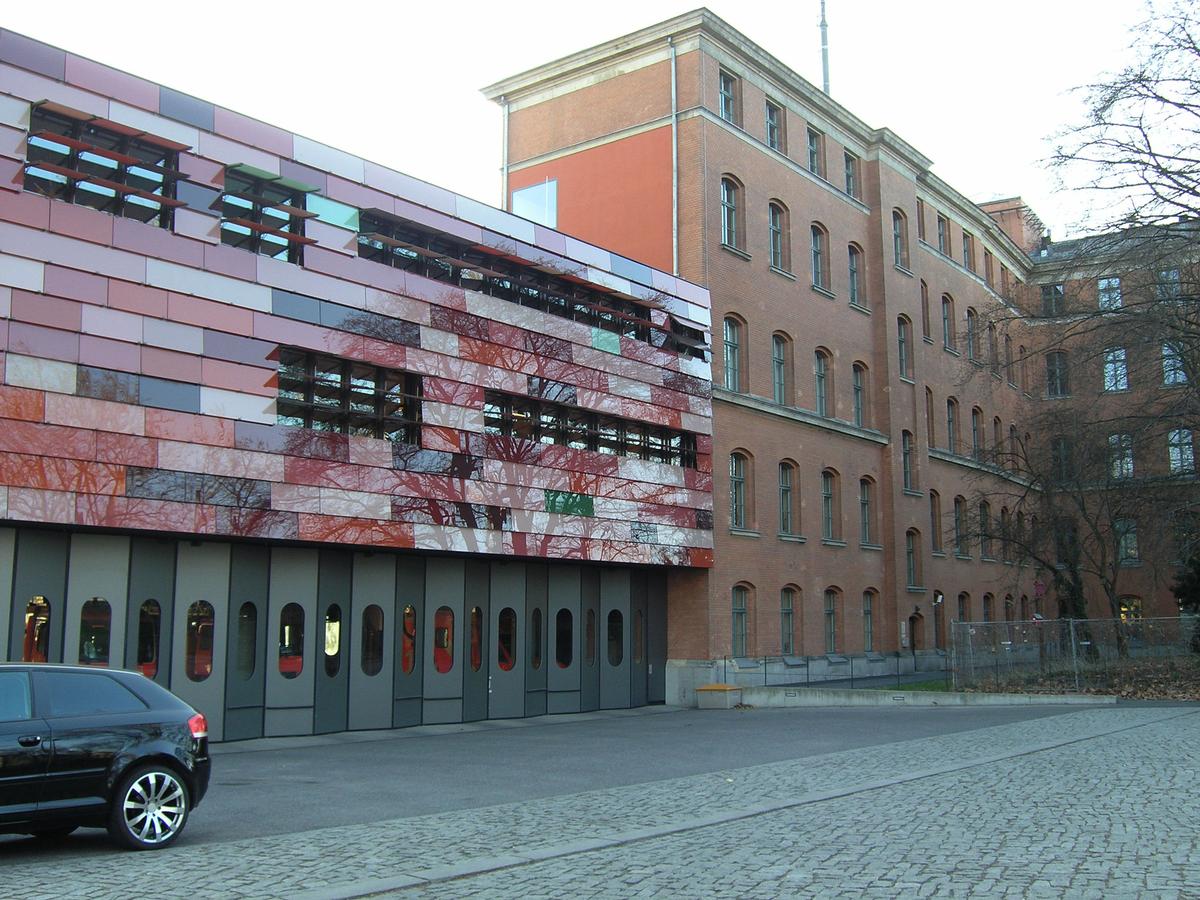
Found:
<box><xmin>17</xmin><ymin>735</ymin><xmax>43</xmax><ymax>747</ymax></box>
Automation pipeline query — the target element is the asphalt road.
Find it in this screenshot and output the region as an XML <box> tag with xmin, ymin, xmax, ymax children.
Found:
<box><xmin>191</xmin><ymin>703</ymin><xmax>1073</xmax><ymax>844</ymax></box>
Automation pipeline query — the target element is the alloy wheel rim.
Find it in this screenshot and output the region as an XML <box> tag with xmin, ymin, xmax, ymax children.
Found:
<box><xmin>123</xmin><ymin>772</ymin><xmax>186</xmax><ymax>843</ymax></box>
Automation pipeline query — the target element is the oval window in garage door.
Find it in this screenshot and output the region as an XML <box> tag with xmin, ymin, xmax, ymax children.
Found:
<box><xmin>279</xmin><ymin>602</ymin><xmax>304</xmax><ymax>679</ymax></box>
<box><xmin>497</xmin><ymin>607</ymin><xmax>516</xmax><ymax>671</ymax></box>
<box><xmin>186</xmin><ymin>601</ymin><xmax>215</xmax><ymax>682</ymax></box>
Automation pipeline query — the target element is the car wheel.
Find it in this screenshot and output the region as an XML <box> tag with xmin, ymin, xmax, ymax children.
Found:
<box><xmin>107</xmin><ymin>765</ymin><xmax>190</xmax><ymax>850</ymax></box>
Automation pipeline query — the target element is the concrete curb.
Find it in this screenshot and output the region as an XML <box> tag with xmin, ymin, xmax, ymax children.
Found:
<box><xmin>736</xmin><ymin>685</ymin><xmax>1119</xmax><ymax>707</ymax></box>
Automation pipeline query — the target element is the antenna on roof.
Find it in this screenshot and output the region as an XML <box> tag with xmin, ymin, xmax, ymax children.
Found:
<box><xmin>820</xmin><ymin>0</ymin><xmax>830</xmax><ymax>94</ymax></box>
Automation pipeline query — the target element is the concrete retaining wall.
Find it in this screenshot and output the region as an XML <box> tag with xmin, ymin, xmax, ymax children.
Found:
<box><xmin>738</xmin><ymin>686</ymin><xmax>1118</xmax><ymax>707</ymax></box>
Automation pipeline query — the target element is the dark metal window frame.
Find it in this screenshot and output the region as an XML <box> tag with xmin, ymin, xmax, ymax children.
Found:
<box><xmin>356</xmin><ymin>212</ymin><xmax>705</xmax><ymax>361</ymax></box>
<box><xmin>482</xmin><ymin>390</ymin><xmax>697</xmax><ymax>469</ymax></box>
<box><xmin>220</xmin><ymin>168</ymin><xmax>315</xmax><ymax>265</ymax></box>
<box><xmin>277</xmin><ymin>348</ymin><xmax>422</xmax><ymax>442</ymax></box>
<box><xmin>24</xmin><ymin>105</ymin><xmax>183</xmax><ymax>228</ymax></box>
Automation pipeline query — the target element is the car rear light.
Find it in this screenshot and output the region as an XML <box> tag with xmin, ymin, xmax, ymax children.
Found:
<box><xmin>187</xmin><ymin>713</ymin><xmax>208</xmax><ymax>739</ymax></box>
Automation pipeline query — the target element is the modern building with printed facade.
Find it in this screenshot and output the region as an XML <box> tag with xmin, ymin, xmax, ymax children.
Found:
<box><xmin>485</xmin><ymin>9</ymin><xmax>1189</xmax><ymax>699</ymax></box>
<box><xmin>0</xmin><ymin>28</ymin><xmax>714</xmax><ymax>739</ymax></box>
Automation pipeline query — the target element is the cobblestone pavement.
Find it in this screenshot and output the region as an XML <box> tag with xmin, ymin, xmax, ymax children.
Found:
<box><xmin>2</xmin><ymin>706</ymin><xmax>1197</xmax><ymax>899</ymax></box>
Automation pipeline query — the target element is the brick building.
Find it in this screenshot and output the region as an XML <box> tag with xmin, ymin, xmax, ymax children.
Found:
<box><xmin>485</xmin><ymin>10</ymin><xmax>1188</xmax><ymax>700</ymax></box>
<box><xmin>0</xmin><ymin>28</ymin><xmax>714</xmax><ymax>738</ymax></box>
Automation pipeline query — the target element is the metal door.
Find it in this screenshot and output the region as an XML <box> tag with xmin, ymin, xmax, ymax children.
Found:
<box><xmin>348</xmin><ymin>552</ymin><xmax>395</xmax><ymax>731</ymax></box>
<box><xmin>546</xmin><ymin>566</ymin><xmax>581</xmax><ymax>714</ymax></box>
<box><xmin>578</xmin><ymin>567</ymin><xmax>600</xmax><ymax>712</ymax></box>
<box><xmin>314</xmin><ymin>550</ymin><xmax>352</xmax><ymax>735</ymax></box>
<box><xmin>488</xmin><ymin>562</ymin><xmax>525</xmax><ymax>718</ymax></box>
<box><xmin>223</xmin><ymin>545</ymin><xmax>269</xmax><ymax>741</ymax></box>
<box><xmin>599</xmin><ymin>569</ymin><xmax>631</xmax><ymax>709</ymax></box>
<box><xmin>125</xmin><ymin>538</ymin><xmax>177</xmax><ymax>687</ymax></box>
<box><xmin>422</xmin><ymin>558</ymin><xmax>464</xmax><ymax>724</ymax></box>
<box><xmin>393</xmin><ymin>556</ymin><xmax>424</xmax><ymax>727</ymax></box>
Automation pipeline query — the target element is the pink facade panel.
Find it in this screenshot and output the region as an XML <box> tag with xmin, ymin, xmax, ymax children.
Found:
<box><xmin>0</xmin><ymin>29</ymin><xmax>713</xmax><ymax>567</ymax></box>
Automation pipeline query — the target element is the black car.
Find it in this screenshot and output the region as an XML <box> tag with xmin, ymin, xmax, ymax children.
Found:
<box><xmin>0</xmin><ymin>664</ymin><xmax>211</xmax><ymax>850</ymax></box>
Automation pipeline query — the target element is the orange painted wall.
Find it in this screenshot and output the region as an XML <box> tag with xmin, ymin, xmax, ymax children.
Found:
<box><xmin>508</xmin><ymin>126</ymin><xmax>674</xmax><ymax>272</ymax></box>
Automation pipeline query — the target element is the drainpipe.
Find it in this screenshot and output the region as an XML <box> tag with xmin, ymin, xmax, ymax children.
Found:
<box><xmin>669</xmin><ymin>37</ymin><xmax>679</xmax><ymax>276</ymax></box>
<box><xmin>500</xmin><ymin>95</ymin><xmax>509</xmax><ymax>210</ymax></box>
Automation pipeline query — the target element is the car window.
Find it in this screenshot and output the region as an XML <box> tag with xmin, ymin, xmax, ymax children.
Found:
<box><xmin>37</xmin><ymin>671</ymin><xmax>148</xmax><ymax>717</ymax></box>
<box><xmin>0</xmin><ymin>672</ymin><xmax>32</xmax><ymax>721</ymax></box>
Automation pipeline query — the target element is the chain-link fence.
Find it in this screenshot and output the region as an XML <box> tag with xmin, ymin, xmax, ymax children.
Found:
<box><xmin>951</xmin><ymin>615</ymin><xmax>1200</xmax><ymax>693</ymax></box>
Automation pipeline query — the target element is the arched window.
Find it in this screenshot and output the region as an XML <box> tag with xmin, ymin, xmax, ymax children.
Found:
<box><xmin>810</xmin><ymin>223</ymin><xmax>828</xmax><ymax>289</ymax></box>
<box><xmin>1019</xmin><ymin>345</ymin><xmax>1029</xmax><ymax>393</ymax></box>
<box><xmin>772</xmin><ymin>333</ymin><xmax>792</xmax><ymax>404</ymax></box>
<box><xmin>824</xmin><ymin>588</ymin><xmax>839</xmax><ymax>652</ymax></box>
<box><xmin>858</xmin><ymin>477</ymin><xmax>875</xmax><ymax>544</ymax></box>
<box><xmin>988</xmin><ymin>323</ymin><xmax>999</xmax><ymax>375</ymax></box>
<box><xmin>979</xmin><ymin>501</ymin><xmax>993</xmax><ymax>558</ymax></box>
<box><xmin>1005</xmin><ymin>335</ymin><xmax>1015</xmax><ymax>384</ymax></box>
<box><xmin>966</xmin><ymin>308</ymin><xmax>979</xmax><ymax>360</ymax></box>
<box><xmin>920</xmin><ymin>280</ymin><xmax>931</xmax><ymax>339</ymax></box>
<box><xmin>941</xmin><ymin>294</ymin><xmax>956</xmax><ymax>350</ymax></box>
<box><xmin>720</xmin><ymin>176</ymin><xmax>741</xmax><ymax>249</ymax></box>
<box><xmin>852</xmin><ymin>362</ymin><xmax>868</xmax><ymax>426</ymax></box>
<box><xmin>821</xmin><ymin>468</ymin><xmax>841</xmax><ymax>541</ymax></box>
<box><xmin>897</xmin><ymin>316</ymin><xmax>912</xmax><ymax>379</ymax></box>
<box><xmin>901</xmin><ymin>430</ymin><xmax>915</xmax><ymax>490</ymax></box>
<box><xmin>929</xmin><ymin>490</ymin><xmax>943</xmax><ymax>552</ymax></box>
<box><xmin>848</xmin><ymin>243</ymin><xmax>865</xmax><ymax>307</ymax></box>
<box><xmin>957</xmin><ymin>592</ymin><xmax>969</xmax><ymax>622</ymax></box>
<box><xmin>905</xmin><ymin>529</ymin><xmax>922</xmax><ymax>587</ymax></box>
<box><xmin>814</xmin><ymin>349</ymin><xmax>831</xmax><ymax>417</ymax></box>
<box><xmin>892</xmin><ymin>209</ymin><xmax>909</xmax><ymax>268</ymax></box>
<box><xmin>731</xmin><ymin>584</ymin><xmax>749</xmax><ymax>657</ymax></box>
<box><xmin>983</xmin><ymin>593</ymin><xmax>994</xmax><ymax>622</ymax></box>
<box><xmin>993</xmin><ymin>417</ymin><xmax>1003</xmax><ymax>459</ymax></box>
<box><xmin>768</xmin><ymin>201</ymin><xmax>790</xmax><ymax>271</ymax></box>
<box><xmin>778</xmin><ymin>460</ymin><xmax>798</xmax><ymax>535</ymax></box>
<box><xmin>971</xmin><ymin>407</ymin><xmax>983</xmax><ymax>459</ymax></box>
<box><xmin>780</xmin><ymin>587</ymin><xmax>797</xmax><ymax>655</ymax></box>
<box><xmin>953</xmin><ymin>496</ymin><xmax>967</xmax><ymax>555</ymax></box>
<box><xmin>730</xmin><ymin>451</ymin><xmax>751</xmax><ymax>529</ymax></box>
<box><xmin>1000</xmin><ymin>507</ymin><xmax>1012</xmax><ymax>562</ymax></box>
<box><xmin>1046</xmin><ymin>350</ymin><xmax>1070</xmax><ymax>397</ymax></box>
<box><xmin>722</xmin><ymin>316</ymin><xmax>744</xmax><ymax>392</ymax></box>
<box><xmin>946</xmin><ymin>397</ymin><xmax>959</xmax><ymax>453</ymax></box>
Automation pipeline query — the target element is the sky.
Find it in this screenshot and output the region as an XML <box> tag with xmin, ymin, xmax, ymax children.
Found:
<box><xmin>2</xmin><ymin>1</ymin><xmax>1153</xmax><ymax>239</ymax></box>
